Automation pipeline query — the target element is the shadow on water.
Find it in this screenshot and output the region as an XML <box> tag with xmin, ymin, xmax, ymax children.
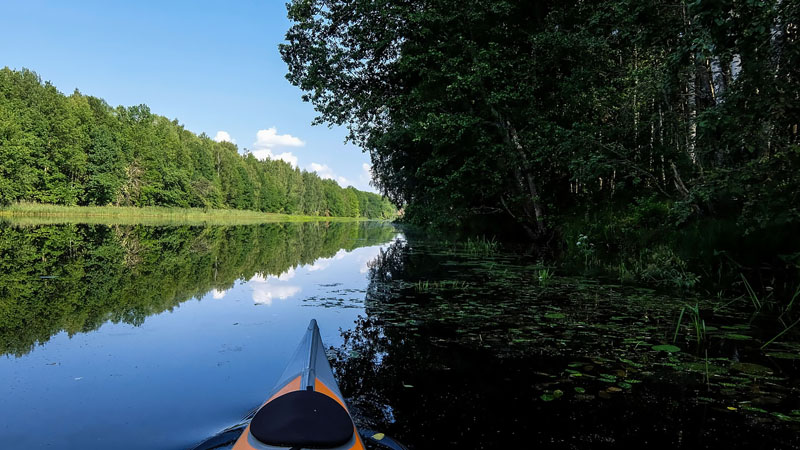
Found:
<box><xmin>327</xmin><ymin>237</ymin><xmax>800</xmax><ymax>449</ymax></box>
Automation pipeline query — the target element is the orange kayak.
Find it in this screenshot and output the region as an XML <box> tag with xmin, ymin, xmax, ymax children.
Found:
<box><xmin>232</xmin><ymin>319</ymin><xmax>365</xmax><ymax>450</ymax></box>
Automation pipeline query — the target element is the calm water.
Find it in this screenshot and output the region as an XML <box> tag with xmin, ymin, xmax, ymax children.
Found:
<box><xmin>0</xmin><ymin>221</ymin><xmax>398</xmax><ymax>449</ymax></box>
<box><xmin>1</xmin><ymin>222</ymin><xmax>799</xmax><ymax>449</ymax></box>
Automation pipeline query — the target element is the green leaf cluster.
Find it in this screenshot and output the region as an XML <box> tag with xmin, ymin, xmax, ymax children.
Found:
<box><xmin>281</xmin><ymin>0</ymin><xmax>800</xmax><ymax>235</ymax></box>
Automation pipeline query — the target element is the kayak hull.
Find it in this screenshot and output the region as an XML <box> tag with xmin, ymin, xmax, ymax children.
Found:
<box><xmin>232</xmin><ymin>320</ymin><xmax>364</xmax><ymax>450</ymax></box>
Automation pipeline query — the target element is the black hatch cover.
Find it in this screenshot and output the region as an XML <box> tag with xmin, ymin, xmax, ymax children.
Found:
<box><xmin>250</xmin><ymin>390</ymin><xmax>354</xmax><ymax>449</ymax></box>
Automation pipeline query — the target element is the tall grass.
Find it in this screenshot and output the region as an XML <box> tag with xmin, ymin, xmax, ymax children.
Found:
<box><xmin>0</xmin><ymin>202</ymin><xmax>370</xmax><ymax>226</ymax></box>
<box><xmin>672</xmin><ymin>303</ymin><xmax>706</xmax><ymax>346</ymax></box>
<box><xmin>463</xmin><ymin>236</ymin><xmax>499</xmax><ymax>255</ymax></box>
<box><xmin>538</xmin><ymin>268</ymin><xmax>553</xmax><ymax>286</ymax></box>
<box><xmin>740</xmin><ymin>274</ymin><xmax>763</xmax><ymax>311</ymax></box>
<box><xmin>786</xmin><ymin>283</ymin><xmax>800</xmax><ymax>313</ymax></box>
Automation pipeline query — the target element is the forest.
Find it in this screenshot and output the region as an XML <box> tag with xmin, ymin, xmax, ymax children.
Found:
<box><xmin>0</xmin><ymin>68</ymin><xmax>396</xmax><ymax>219</ymax></box>
<box><xmin>281</xmin><ymin>0</ymin><xmax>798</xmax><ymax>239</ymax></box>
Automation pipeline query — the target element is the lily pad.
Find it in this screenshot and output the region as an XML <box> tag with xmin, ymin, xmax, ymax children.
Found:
<box><xmin>723</xmin><ymin>333</ymin><xmax>752</xmax><ymax>341</ymax></box>
<box><xmin>731</xmin><ymin>362</ymin><xmax>772</xmax><ymax>376</ymax></box>
<box><xmin>652</xmin><ymin>344</ymin><xmax>681</xmax><ymax>353</ymax></box>
<box><xmin>679</xmin><ymin>361</ymin><xmax>728</xmax><ymax>375</ymax></box>
<box><xmin>740</xmin><ymin>405</ymin><xmax>768</xmax><ymax>414</ymax></box>
<box><xmin>766</xmin><ymin>352</ymin><xmax>800</xmax><ymax>360</ymax></box>
<box><xmin>544</xmin><ymin>313</ymin><xmax>565</xmax><ymax>320</ymax></box>
<box><xmin>771</xmin><ymin>412</ymin><xmax>800</xmax><ymax>423</ymax></box>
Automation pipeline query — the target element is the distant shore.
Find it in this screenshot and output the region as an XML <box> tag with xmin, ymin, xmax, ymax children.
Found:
<box><xmin>0</xmin><ymin>203</ymin><xmax>372</xmax><ymax>226</ymax></box>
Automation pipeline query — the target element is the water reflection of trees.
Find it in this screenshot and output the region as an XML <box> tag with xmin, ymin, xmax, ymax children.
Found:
<box><xmin>333</xmin><ymin>239</ymin><xmax>800</xmax><ymax>450</ymax></box>
<box><xmin>0</xmin><ymin>221</ymin><xmax>395</xmax><ymax>356</ymax></box>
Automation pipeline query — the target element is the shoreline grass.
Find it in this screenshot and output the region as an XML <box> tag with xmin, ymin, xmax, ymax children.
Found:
<box><xmin>0</xmin><ymin>202</ymin><xmax>373</xmax><ymax>226</ymax></box>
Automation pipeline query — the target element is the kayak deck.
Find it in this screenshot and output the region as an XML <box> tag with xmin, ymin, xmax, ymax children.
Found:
<box><xmin>232</xmin><ymin>320</ymin><xmax>364</xmax><ymax>450</ymax></box>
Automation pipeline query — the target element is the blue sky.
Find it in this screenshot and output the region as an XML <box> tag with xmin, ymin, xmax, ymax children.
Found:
<box><xmin>0</xmin><ymin>0</ymin><xmax>375</xmax><ymax>191</ymax></box>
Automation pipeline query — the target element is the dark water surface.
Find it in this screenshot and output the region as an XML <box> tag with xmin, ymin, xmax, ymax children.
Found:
<box><xmin>1</xmin><ymin>222</ymin><xmax>799</xmax><ymax>449</ymax></box>
<box><xmin>336</xmin><ymin>237</ymin><xmax>800</xmax><ymax>450</ymax></box>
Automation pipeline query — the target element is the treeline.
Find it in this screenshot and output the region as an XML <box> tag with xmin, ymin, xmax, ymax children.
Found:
<box><xmin>282</xmin><ymin>0</ymin><xmax>799</xmax><ymax>237</ymax></box>
<box><xmin>0</xmin><ymin>221</ymin><xmax>397</xmax><ymax>356</ymax></box>
<box><xmin>0</xmin><ymin>68</ymin><xmax>396</xmax><ymax>219</ymax></box>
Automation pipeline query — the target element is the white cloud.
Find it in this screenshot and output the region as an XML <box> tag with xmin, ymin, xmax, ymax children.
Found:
<box><xmin>214</xmin><ymin>131</ymin><xmax>235</xmax><ymax>144</ymax></box>
<box><xmin>251</xmin><ymin>149</ymin><xmax>299</xmax><ymax>167</ymax></box>
<box><xmin>310</xmin><ymin>162</ymin><xmax>334</xmax><ymax>178</ymax></box>
<box><xmin>255</xmin><ymin>128</ymin><xmax>305</xmax><ymax>148</ymax></box>
<box><xmin>249</xmin><ymin>127</ymin><xmax>305</xmax><ymax>167</ymax></box>
<box><xmin>358</xmin><ymin>163</ymin><xmax>376</xmax><ymax>191</ymax></box>
<box><xmin>307</xmin><ymin>259</ymin><xmax>331</xmax><ymax>272</ymax></box>
<box><xmin>309</xmin><ymin>163</ymin><xmax>350</xmax><ymax>187</ymax></box>
<box><xmin>211</xmin><ymin>289</ymin><xmax>227</xmax><ymax>299</ymax></box>
<box><xmin>277</xmin><ymin>267</ymin><xmax>296</xmax><ymax>281</ymax></box>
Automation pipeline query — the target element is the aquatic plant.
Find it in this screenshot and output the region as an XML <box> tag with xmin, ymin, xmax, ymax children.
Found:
<box><xmin>463</xmin><ymin>236</ymin><xmax>499</xmax><ymax>255</ymax></box>
<box><xmin>414</xmin><ymin>280</ymin><xmax>469</xmax><ymax>292</ymax></box>
<box><xmin>575</xmin><ymin>234</ymin><xmax>597</xmax><ymax>267</ymax></box>
<box><xmin>740</xmin><ymin>274</ymin><xmax>763</xmax><ymax>311</ymax></box>
<box><xmin>760</xmin><ymin>317</ymin><xmax>800</xmax><ymax>350</ymax></box>
<box><xmin>672</xmin><ymin>303</ymin><xmax>706</xmax><ymax>348</ymax></box>
<box><xmin>635</xmin><ymin>246</ymin><xmax>700</xmax><ymax>289</ymax></box>
<box><xmin>786</xmin><ymin>283</ymin><xmax>800</xmax><ymax>313</ymax></box>
<box><xmin>538</xmin><ymin>268</ymin><xmax>553</xmax><ymax>286</ymax></box>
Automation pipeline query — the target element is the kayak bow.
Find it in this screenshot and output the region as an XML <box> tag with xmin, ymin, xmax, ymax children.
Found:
<box><xmin>232</xmin><ymin>319</ymin><xmax>364</xmax><ymax>450</ymax></box>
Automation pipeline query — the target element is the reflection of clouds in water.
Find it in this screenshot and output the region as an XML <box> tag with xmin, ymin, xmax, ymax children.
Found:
<box><xmin>277</xmin><ymin>267</ymin><xmax>296</xmax><ymax>281</ymax></box>
<box><xmin>245</xmin><ymin>240</ymin><xmax>403</xmax><ymax>305</ymax></box>
<box><xmin>249</xmin><ymin>271</ymin><xmax>301</xmax><ymax>306</ymax></box>
<box><xmin>252</xmin><ymin>284</ymin><xmax>301</xmax><ymax>306</ymax></box>
<box><xmin>211</xmin><ymin>289</ymin><xmax>227</xmax><ymax>299</ymax></box>
<box><xmin>307</xmin><ymin>259</ymin><xmax>330</xmax><ymax>272</ymax></box>
<box><xmin>307</xmin><ymin>249</ymin><xmax>349</xmax><ymax>272</ymax></box>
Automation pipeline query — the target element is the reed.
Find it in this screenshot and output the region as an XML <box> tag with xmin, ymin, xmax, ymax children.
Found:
<box><xmin>463</xmin><ymin>236</ymin><xmax>499</xmax><ymax>255</ymax></box>
<box><xmin>538</xmin><ymin>268</ymin><xmax>553</xmax><ymax>286</ymax></box>
<box><xmin>0</xmin><ymin>202</ymin><xmax>369</xmax><ymax>226</ymax></box>
<box><xmin>740</xmin><ymin>274</ymin><xmax>762</xmax><ymax>311</ymax></box>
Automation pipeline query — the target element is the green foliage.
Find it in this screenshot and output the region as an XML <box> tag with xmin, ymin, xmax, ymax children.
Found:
<box><xmin>282</xmin><ymin>0</ymin><xmax>800</xmax><ymax>237</ymax></box>
<box><xmin>0</xmin><ymin>67</ymin><xmax>396</xmax><ymax>219</ymax></box>
<box><xmin>633</xmin><ymin>246</ymin><xmax>700</xmax><ymax>289</ymax></box>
